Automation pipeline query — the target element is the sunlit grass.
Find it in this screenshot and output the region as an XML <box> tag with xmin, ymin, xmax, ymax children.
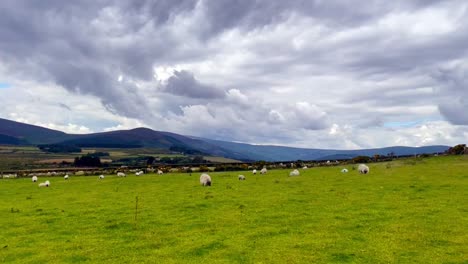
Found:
<box><xmin>0</xmin><ymin>156</ymin><xmax>467</xmax><ymax>263</ymax></box>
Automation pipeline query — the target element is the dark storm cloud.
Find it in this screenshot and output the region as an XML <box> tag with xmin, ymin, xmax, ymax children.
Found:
<box><xmin>161</xmin><ymin>70</ymin><xmax>225</xmax><ymax>98</ymax></box>
<box><xmin>433</xmin><ymin>64</ymin><xmax>468</xmax><ymax>125</ymax></box>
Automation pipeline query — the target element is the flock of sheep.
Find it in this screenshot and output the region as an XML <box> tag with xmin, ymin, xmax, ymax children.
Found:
<box><xmin>26</xmin><ymin>163</ymin><xmax>370</xmax><ymax>188</ymax></box>
<box><xmin>199</xmin><ymin>164</ymin><xmax>370</xmax><ymax>187</ymax></box>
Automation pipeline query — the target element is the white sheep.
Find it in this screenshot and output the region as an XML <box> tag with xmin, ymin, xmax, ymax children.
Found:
<box><xmin>358</xmin><ymin>164</ymin><xmax>369</xmax><ymax>174</ymax></box>
<box><xmin>341</xmin><ymin>168</ymin><xmax>349</xmax><ymax>173</ymax></box>
<box><xmin>32</xmin><ymin>176</ymin><xmax>38</xmax><ymax>182</ymax></box>
<box><xmin>39</xmin><ymin>180</ymin><xmax>50</xmax><ymax>187</ymax></box>
<box><xmin>117</xmin><ymin>172</ymin><xmax>126</xmax><ymax>177</ymax></box>
<box><xmin>252</xmin><ymin>169</ymin><xmax>257</xmax><ymax>174</ymax></box>
<box><xmin>260</xmin><ymin>168</ymin><xmax>267</xmax><ymax>174</ymax></box>
<box><xmin>64</xmin><ymin>175</ymin><xmax>69</xmax><ymax>180</ymax></box>
<box><xmin>238</xmin><ymin>175</ymin><xmax>246</xmax><ymax>180</ymax></box>
<box><xmin>157</xmin><ymin>170</ymin><xmax>163</xmax><ymax>175</ymax></box>
<box><xmin>200</xmin><ymin>173</ymin><xmax>212</xmax><ymax>186</ymax></box>
<box><xmin>289</xmin><ymin>169</ymin><xmax>300</xmax><ymax>176</ymax></box>
<box><xmin>137</xmin><ymin>171</ymin><xmax>144</xmax><ymax>175</ymax></box>
<box><xmin>302</xmin><ymin>166</ymin><xmax>308</xmax><ymax>169</ymax></box>
<box><xmin>99</xmin><ymin>175</ymin><xmax>105</xmax><ymax>179</ymax></box>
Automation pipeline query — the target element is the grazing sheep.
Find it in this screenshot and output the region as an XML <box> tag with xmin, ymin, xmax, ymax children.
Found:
<box><xmin>157</xmin><ymin>170</ymin><xmax>163</xmax><ymax>175</ymax></box>
<box><xmin>260</xmin><ymin>168</ymin><xmax>267</xmax><ymax>174</ymax></box>
<box><xmin>3</xmin><ymin>175</ymin><xmax>10</xmax><ymax>179</ymax></box>
<box><xmin>39</xmin><ymin>180</ymin><xmax>50</xmax><ymax>187</ymax></box>
<box><xmin>32</xmin><ymin>176</ymin><xmax>38</xmax><ymax>182</ymax></box>
<box><xmin>289</xmin><ymin>169</ymin><xmax>300</xmax><ymax>176</ymax></box>
<box><xmin>64</xmin><ymin>175</ymin><xmax>69</xmax><ymax>180</ymax></box>
<box><xmin>358</xmin><ymin>164</ymin><xmax>369</xmax><ymax>174</ymax></box>
<box><xmin>200</xmin><ymin>173</ymin><xmax>212</xmax><ymax>186</ymax></box>
<box><xmin>302</xmin><ymin>166</ymin><xmax>308</xmax><ymax>169</ymax></box>
<box><xmin>99</xmin><ymin>175</ymin><xmax>105</xmax><ymax>179</ymax></box>
<box><xmin>252</xmin><ymin>169</ymin><xmax>257</xmax><ymax>174</ymax></box>
<box><xmin>138</xmin><ymin>171</ymin><xmax>144</xmax><ymax>175</ymax></box>
<box><xmin>238</xmin><ymin>175</ymin><xmax>246</xmax><ymax>180</ymax></box>
<box><xmin>341</xmin><ymin>168</ymin><xmax>349</xmax><ymax>173</ymax></box>
<box><xmin>117</xmin><ymin>172</ymin><xmax>126</xmax><ymax>177</ymax></box>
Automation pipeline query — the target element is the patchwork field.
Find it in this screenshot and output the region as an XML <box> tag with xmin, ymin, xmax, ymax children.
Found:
<box><xmin>0</xmin><ymin>146</ymin><xmax>198</xmax><ymax>170</ymax></box>
<box><xmin>0</xmin><ymin>156</ymin><xmax>467</xmax><ymax>263</ymax></box>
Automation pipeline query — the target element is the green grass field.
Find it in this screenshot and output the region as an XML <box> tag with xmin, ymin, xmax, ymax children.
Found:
<box><xmin>1</xmin><ymin>156</ymin><xmax>467</xmax><ymax>263</ymax></box>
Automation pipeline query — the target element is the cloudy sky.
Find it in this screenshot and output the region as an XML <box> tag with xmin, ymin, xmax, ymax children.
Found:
<box><xmin>1</xmin><ymin>0</ymin><xmax>467</xmax><ymax>149</ymax></box>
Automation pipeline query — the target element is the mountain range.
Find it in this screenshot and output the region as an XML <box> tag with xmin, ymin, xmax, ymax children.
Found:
<box><xmin>0</xmin><ymin>117</ymin><xmax>449</xmax><ymax>161</ymax></box>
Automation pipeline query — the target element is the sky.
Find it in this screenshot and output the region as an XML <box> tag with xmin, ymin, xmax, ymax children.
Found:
<box><xmin>0</xmin><ymin>0</ymin><xmax>467</xmax><ymax>149</ymax></box>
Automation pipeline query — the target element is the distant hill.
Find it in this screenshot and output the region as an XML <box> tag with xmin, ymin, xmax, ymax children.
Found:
<box><xmin>0</xmin><ymin>117</ymin><xmax>450</xmax><ymax>161</ymax></box>
<box><xmin>0</xmin><ymin>134</ymin><xmax>29</xmax><ymax>145</ymax></box>
<box><xmin>0</xmin><ymin>117</ymin><xmax>71</xmax><ymax>144</ymax></box>
<box><xmin>200</xmin><ymin>138</ymin><xmax>450</xmax><ymax>161</ymax></box>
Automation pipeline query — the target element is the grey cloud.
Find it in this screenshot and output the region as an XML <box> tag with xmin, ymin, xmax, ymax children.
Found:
<box><xmin>58</xmin><ymin>103</ymin><xmax>71</xmax><ymax>111</ymax></box>
<box><xmin>161</xmin><ymin>70</ymin><xmax>225</xmax><ymax>99</ymax></box>
<box><xmin>433</xmin><ymin>64</ymin><xmax>468</xmax><ymax>125</ymax></box>
<box><xmin>1</xmin><ymin>0</ymin><xmax>468</xmax><ymax>147</ymax></box>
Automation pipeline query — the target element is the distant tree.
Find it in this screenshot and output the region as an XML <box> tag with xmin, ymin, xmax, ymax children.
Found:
<box><xmin>192</xmin><ymin>156</ymin><xmax>205</xmax><ymax>164</ymax></box>
<box><xmin>352</xmin><ymin>156</ymin><xmax>371</xmax><ymax>164</ymax></box>
<box><xmin>446</xmin><ymin>144</ymin><xmax>467</xmax><ymax>155</ymax></box>
<box><xmin>146</xmin><ymin>156</ymin><xmax>155</xmax><ymax>166</ymax></box>
<box><xmin>74</xmin><ymin>154</ymin><xmax>101</xmax><ymax>167</ymax></box>
<box><xmin>38</xmin><ymin>144</ymin><xmax>81</xmax><ymax>153</ymax></box>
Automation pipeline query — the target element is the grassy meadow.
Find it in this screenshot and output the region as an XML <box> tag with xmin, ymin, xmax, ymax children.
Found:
<box><xmin>0</xmin><ymin>156</ymin><xmax>467</xmax><ymax>263</ymax></box>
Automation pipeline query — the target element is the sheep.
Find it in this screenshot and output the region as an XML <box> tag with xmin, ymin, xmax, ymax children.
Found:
<box><xmin>39</xmin><ymin>180</ymin><xmax>50</xmax><ymax>187</ymax></box>
<box><xmin>358</xmin><ymin>164</ymin><xmax>369</xmax><ymax>174</ymax></box>
<box><xmin>252</xmin><ymin>169</ymin><xmax>257</xmax><ymax>174</ymax></box>
<box><xmin>302</xmin><ymin>166</ymin><xmax>308</xmax><ymax>169</ymax></box>
<box><xmin>3</xmin><ymin>174</ymin><xmax>16</xmax><ymax>179</ymax></box>
<box><xmin>32</xmin><ymin>176</ymin><xmax>38</xmax><ymax>182</ymax></box>
<box><xmin>99</xmin><ymin>175</ymin><xmax>105</xmax><ymax>179</ymax></box>
<box><xmin>289</xmin><ymin>169</ymin><xmax>300</xmax><ymax>176</ymax></box>
<box><xmin>200</xmin><ymin>173</ymin><xmax>212</xmax><ymax>186</ymax></box>
<box><xmin>341</xmin><ymin>168</ymin><xmax>349</xmax><ymax>173</ymax></box>
<box><xmin>157</xmin><ymin>170</ymin><xmax>163</xmax><ymax>175</ymax></box>
<box><xmin>117</xmin><ymin>172</ymin><xmax>126</xmax><ymax>177</ymax></box>
<box><xmin>238</xmin><ymin>175</ymin><xmax>246</xmax><ymax>180</ymax></box>
<box><xmin>260</xmin><ymin>168</ymin><xmax>267</xmax><ymax>174</ymax></box>
<box><xmin>64</xmin><ymin>175</ymin><xmax>69</xmax><ymax>180</ymax></box>
<box><xmin>135</xmin><ymin>171</ymin><xmax>144</xmax><ymax>176</ymax></box>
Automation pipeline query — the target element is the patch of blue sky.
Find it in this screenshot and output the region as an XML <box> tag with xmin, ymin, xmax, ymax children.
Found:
<box><xmin>384</xmin><ymin>118</ymin><xmax>438</xmax><ymax>128</ymax></box>
<box><xmin>0</xmin><ymin>82</ymin><xmax>11</xmax><ymax>89</ymax></box>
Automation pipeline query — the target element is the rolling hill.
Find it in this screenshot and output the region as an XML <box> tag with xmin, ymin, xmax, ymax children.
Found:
<box><xmin>0</xmin><ymin>117</ymin><xmax>450</xmax><ymax>161</ymax></box>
